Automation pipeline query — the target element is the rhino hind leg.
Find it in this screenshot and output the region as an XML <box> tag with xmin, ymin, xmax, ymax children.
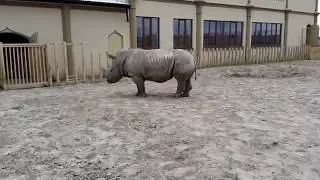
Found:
<box><xmin>181</xmin><ymin>78</ymin><xmax>192</xmax><ymax>97</ymax></box>
<box><xmin>132</xmin><ymin>76</ymin><xmax>147</xmax><ymax>97</ymax></box>
<box><xmin>174</xmin><ymin>77</ymin><xmax>187</xmax><ymax>98</ymax></box>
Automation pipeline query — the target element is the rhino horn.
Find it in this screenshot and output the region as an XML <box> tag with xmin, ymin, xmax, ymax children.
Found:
<box><xmin>106</xmin><ymin>52</ymin><xmax>117</xmax><ymax>60</ymax></box>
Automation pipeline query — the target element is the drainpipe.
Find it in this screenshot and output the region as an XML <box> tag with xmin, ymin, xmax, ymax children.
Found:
<box><xmin>129</xmin><ymin>0</ymin><xmax>137</xmax><ymax>48</ymax></box>
<box><xmin>61</xmin><ymin>5</ymin><xmax>74</xmax><ymax>76</ymax></box>
<box><xmin>245</xmin><ymin>0</ymin><xmax>252</xmax><ymax>62</ymax></box>
<box><xmin>314</xmin><ymin>0</ymin><xmax>319</xmax><ymax>25</ymax></box>
<box><xmin>284</xmin><ymin>0</ymin><xmax>289</xmax><ymax>58</ymax></box>
<box><xmin>195</xmin><ymin>0</ymin><xmax>203</xmax><ymax>68</ymax></box>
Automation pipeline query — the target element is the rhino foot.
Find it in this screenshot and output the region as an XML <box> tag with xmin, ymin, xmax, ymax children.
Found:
<box><xmin>181</xmin><ymin>92</ymin><xmax>190</xmax><ymax>97</ymax></box>
<box><xmin>174</xmin><ymin>93</ymin><xmax>183</xmax><ymax>98</ymax></box>
<box><xmin>136</xmin><ymin>92</ymin><xmax>148</xmax><ymax>97</ymax></box>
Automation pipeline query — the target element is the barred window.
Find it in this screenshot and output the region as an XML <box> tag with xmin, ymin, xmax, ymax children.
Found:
<box><xmin>252</xmin><ymin>22</ymin><xmax>282</xmax><ymax>47</ymax></box>
<box><xmin>173</xmin><ymin>18</ymin><xmax>193</xmax><ymax>49</ymax></box>
<box><xmin>137</xmin><ymin>16</ymin><xmax>160</xmax><ymax>49</ymax></box>
<box><xmin>204</xmin><ymin>20</ymin><xmax>243</xmax><ymax>48</ymax></box>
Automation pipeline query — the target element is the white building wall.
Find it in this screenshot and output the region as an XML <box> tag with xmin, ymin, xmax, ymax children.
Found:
<box><xmin>70</xmin><ymin>9</ymin><xmax>130</xmax><ymax>53</ymax></box>
<box><xmin>287</xmin><ymin>14</ymin><xmax>314</xmax><ymax>45</ymax></box>
<box><xmin>251</xmin><ymin>0</ymin><xmax>286</xmax><ymax>10</ymax></box>
<box><xmin>288</xmin><ymin>0</ymin><xmax>315</xmax><ymax>13</ymax></box>
<box><xmin>69</xmin><ymin>9</ymin><xmax>130</xmax><ymax>76</ymax></box>
<box><xmin>136</xmin><ymin>0</ymin><xmax>196</xmax><ymax>49</ymax></box>
<box><xmin>0</xmin><ymin>5</ymin><xmax>63</xmax><ymax>43</ymax></box>
<box><xmin>205</xmin><ymin>0</ymin><xmax>247</xmax><ymax>6</ymax></box>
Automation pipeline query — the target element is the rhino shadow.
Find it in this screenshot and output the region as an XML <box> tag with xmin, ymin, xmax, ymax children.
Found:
<box><xmin>108</xmin><ymin>92</ymin><xmax>182</xmax><ymax>99</ymax></box>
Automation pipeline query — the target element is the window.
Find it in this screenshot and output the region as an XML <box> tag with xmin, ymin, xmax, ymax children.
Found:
<box><xmin>251</xmin><ymin>22</ymin><xmax>282</xmax><ymax>47</ymax></box>
<box><xmin>173</xmin><ymin>18</ymin><xmax>193</xmax><ymax>49</ymax></box>
<box><xmin>203</xmin><ymin>20</ymin><xmax>243</xmax><ymax>48</ymax></box>
<box><xmin>136</xmin><ymin>16</ymin><xmax>159</xmax><ymax>49</ymax></box>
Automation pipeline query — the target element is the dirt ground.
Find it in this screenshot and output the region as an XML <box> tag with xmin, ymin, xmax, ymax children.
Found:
<box><xmin>0</xmin><ymin>60</ymin><xmax>320</xmax><ymax>180</ymax></box>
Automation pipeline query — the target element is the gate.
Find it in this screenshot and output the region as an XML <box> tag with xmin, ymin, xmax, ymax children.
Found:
<box><xmin>0</xmin><ymin>43</ymin><xmax>51</xmax><ymax>90</ymax></box>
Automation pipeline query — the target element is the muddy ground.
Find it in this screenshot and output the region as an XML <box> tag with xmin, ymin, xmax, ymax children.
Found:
<box><xmin>0</xmin><ymin>60</ymin><xmax>320</xmax><ymax>180</ymax></box>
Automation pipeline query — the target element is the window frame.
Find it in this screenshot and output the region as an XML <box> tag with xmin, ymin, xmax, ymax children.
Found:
<box><xmin>136</xmin><ymin>16</ymin><xmax>160</xmax><ymax>49</ymax></box>
<box><xmin>203</xmin><ymin>20</ymin><xmax>244</xmax><ymax>49</ymax></box>
<box><xmin>173</xmin><ymin>18</ymin><xmax>193</xmax><ymax>49</ymax></box>
<box><xmin>251</xmin><ymin>22</ymin><xmax>282</xmax><ymax>47</ymax></box>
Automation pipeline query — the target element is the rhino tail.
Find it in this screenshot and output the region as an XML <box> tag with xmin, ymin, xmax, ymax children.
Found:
<box><xmin>192</xmin><ymin>52</ymin><xmax>198</xmax><ymax>81</ymax></box>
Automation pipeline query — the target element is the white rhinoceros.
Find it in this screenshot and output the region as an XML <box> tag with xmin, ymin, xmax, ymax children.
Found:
<box><xmin>104</xmin><ymin>48</ymin><xmax>197</xmax><ymax>98</ymax></box>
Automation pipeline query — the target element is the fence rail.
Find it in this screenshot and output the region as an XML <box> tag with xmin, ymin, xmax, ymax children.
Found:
<box><xmin>199</xmin><ymin>45</ymin><xmax>310</xmax><ymax>68</ymax></box>
<box><xmin>0</xmin><ymin>42</ymin><xmax>312</xmax><ymax>90</ymax></box>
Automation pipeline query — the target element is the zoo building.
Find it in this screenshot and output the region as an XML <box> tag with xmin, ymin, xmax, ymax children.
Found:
<box><xmin>0</xmin><ymin>0</ymin><xmax>319</xmax><ymax>90</ymax></box>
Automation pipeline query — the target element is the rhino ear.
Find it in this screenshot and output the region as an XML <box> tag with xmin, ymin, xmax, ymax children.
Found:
<box><xmin>106</xmin><ymin>52</ymin><xmax>117</xmax><ymax>60</ymax></box>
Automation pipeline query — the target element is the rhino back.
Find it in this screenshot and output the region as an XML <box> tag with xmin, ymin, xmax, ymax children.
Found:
<box><xmin>125</xmin><ymin>49</ymin><xmax>175</xmax><ymax>82</ymax></box>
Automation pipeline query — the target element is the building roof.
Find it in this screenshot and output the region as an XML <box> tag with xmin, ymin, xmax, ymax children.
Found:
<box><xmin>14</xmin><ymin>0</ymin><xmax>130</xmax><ymax>8</ymax></box>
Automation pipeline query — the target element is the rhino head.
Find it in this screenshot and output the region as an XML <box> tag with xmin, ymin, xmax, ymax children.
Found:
<box><xmin>105</xmin><ymin>52</ymin><xmax>124</xmax><ymax>84</ymax></box>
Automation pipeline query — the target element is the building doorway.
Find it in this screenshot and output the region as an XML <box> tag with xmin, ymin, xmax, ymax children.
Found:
<box><xmin>0</xmin><ymin>32</ymin><xmax>30</xmax><ymax>44</ymax></box>
<box><xmin>0</xmin><ymin>31</ymin><xmax>30</xmax><ymax>82</ymax></box>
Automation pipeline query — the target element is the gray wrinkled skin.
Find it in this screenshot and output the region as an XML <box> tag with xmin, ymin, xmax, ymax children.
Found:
<box><xmin>105</xmin><ymin>48</ymin><xmax>196</xmax><ymax>98</ymax></box>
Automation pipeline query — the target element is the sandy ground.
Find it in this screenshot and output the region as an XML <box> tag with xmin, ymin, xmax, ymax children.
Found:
<box><xmin>0</xmin><ymin>60</ymin><xmax>320</xmax><ymax>180</ymax></box>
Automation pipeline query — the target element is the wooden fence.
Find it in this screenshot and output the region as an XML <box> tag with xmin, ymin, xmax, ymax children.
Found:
<box><xmin>46</xmin><ymin>42</ymin><xmax>110</xmax><ymax>85</ymax></box>
<box><xmin>199</xmin><ymin>45</ymin><xmax>310</xmax><ymax>68</ymax></box>
<box><xmin>0</xmin><ymin>42</ymin><xmax>312</xmax><ymax>90</ymax></box>
<box><xmin>0</xmin><ymin>43</ymin><xmax>51</xmax><ymax>90</ymax></box>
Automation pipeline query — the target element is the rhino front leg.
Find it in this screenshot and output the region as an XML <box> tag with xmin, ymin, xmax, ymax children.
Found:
<box><xmin>132</xmin><ymin>76</ymin><xmax>147</xmax><ymax>97</ymax></box>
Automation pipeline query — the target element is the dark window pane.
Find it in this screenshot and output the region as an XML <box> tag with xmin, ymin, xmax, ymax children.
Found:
<box><xmin>272</xmin><ymin>24</ymin><xmax>277</xmax><ymax>44</ymax></box>
<box><xmin>267</xmin><ymin>23</ymin><xmax>272</xmax><ymax>44</ymax></box>
<box><xmin>231</xmin><ymin>22</ymin><xmax>237</xmax><ymax>45</ymax></box>
<box><xmin>137</xmin><ymin>17</ymin><xmax>143</xmax><ymax>48</ymax></box>
<box><xmin>204</xmin><ymin>21</ymin><xmax>210</xmax><ymax>48</ymax></box>
<box><xmin>175</xmin><ymin>19</ymin><xmax>193</xmax><ymax>49</ymax></box>
<box><xmin>252</xmin><ymin>23</ymin><xmax>256</xmax><ymax>45</ymax></box>
<box><xmin>144</xmin><ymin>18</ymin><xmax>151</xmax><ymax>48</ymax></box>
<box><xmin>173</xmin><ymin>19</ymin><xmax>179</xmax><ymax>36</ymax></box>
<box><xmin>237</xmin><ymin>22</ymin><xmax>242</xmax><ymax>46</ymax></box>
<box><xmin>276</xmin><ymin>24</ymin><xmax>281</xmax><ymax>45</ymax></box>
<box><xmin>203</xmin><ymin>20</ymin><xmax>243</xmax><ymax>48</ymax></box>
<box><xmin>173</xmin><ymin>19</ymin><xmax>179</xmax><ymax>48</ymax></box>
<box><xmin>186</xmin><ymin>20</ymin><xmax>192</xmax><ymax>48</ymax></box>
<box><xmin>224</xmin><ymin>21</ymin><xmax>230</xmax><ymax>46</ymax></box>
<box><xmin>252</xmin><ymin>22</ymin><xmax>282</xmax><ymax>47</ymax></box>
<box><xmin>261</xmin><ymin>23</ymin><xmax>267</xmax><ymax>45</ymax></box>
<box><xmin>256</xmin><ymin>23</ymin><xmax>261</xmax><ymax>45</ymax></box>
<box><xmin>179</xmin><ymin>20</ymin><xmax>185</xmax><ymax>47</ymax></box>
<box><xmin>209</xmin><ymin>21</ymin><xmax>216</xmax><ymax>46</ymax></box>
<box><xmin>152</xmin><ymin>18</ymin><xmax>159</xmax><ymax>49</ymax></box>
<box><xmin>216</xmin><ymin>21</ymin><xmax>223</xmax><ymax>46</ymax></box>
<box><xmin>136</xmin><ymin>16</ymin><xmax>160</xmax><ymax>49</ymax></box>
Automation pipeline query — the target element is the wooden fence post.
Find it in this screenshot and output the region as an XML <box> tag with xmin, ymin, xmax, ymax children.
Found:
<box><xmin>53</xmin><ymin>43</ymin><xmax>60</xmax><ymax>85</ymax></box>
<box><xmin>81</xmin><ymin>42</ymin><xmax>86</xmax><ymax>83</ymax></box>
<box><xmin>0</xmin><ymin>43</ymin><xmax>7</xmax><ymax>90</ymax></box>
<box><xmin>45</xmin><ymin>43</ymin><xmax>52</xmax><ymax>86</ymax></box>
<box><xmin>99</xmin><ymin>52</ymin><xmax>103</xmax><ymax>81</ymax></box>
<box><xmin>91</xmin><ymin>52</ymin><xmax>95</xmax><ymax>82</ymax></box>
<box><xmin>63</xmin><ymin>41</ymin><xmax>69</xmax><ymax>82</ymax></box>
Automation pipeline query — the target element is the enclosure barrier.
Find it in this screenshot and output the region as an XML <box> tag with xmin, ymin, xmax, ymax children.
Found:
<box><xmin>199</xmin><ymin>45</ymin><xmax>310</xmax><ymax>68</ymax></box>
<box><xmin>46</xmin><ymin>42</ymin><xmax>111</xmax><ymax>85</ymax></box>
<box><xmin>0</xmin><ymin>42</ymin><xmax>312</xmax><ymax>90</ymax></box>
<box><xmin>0</xmin><ymin>43</ymin><xmax>51</xmax><ymax>90</ymax></box>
